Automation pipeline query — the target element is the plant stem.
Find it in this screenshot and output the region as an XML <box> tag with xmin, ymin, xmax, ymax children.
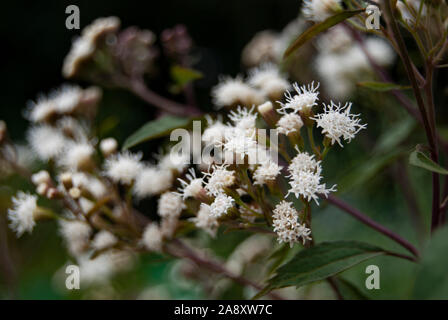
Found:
<box><xmin>168</xmin><ymin>239</ymin><xmax>285</xmax><ymax>300</ymax></box>
<box><xmin>129</xmin><ymin>77</ymin><xmax>202</xmax><ymax>117</ymax></box>
<box><xmin>383</xmin><ymin>0</ymin><xmax>441</xmax><ymax>232</ymax></box>
<box><xmin>323</xmin><ymin>194</ymin><xmax>419</xmax><ymax>258</ymax></box>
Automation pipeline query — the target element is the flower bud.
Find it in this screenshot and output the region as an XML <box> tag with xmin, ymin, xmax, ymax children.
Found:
<box><xmin>100</xmin><ymin>137</ymin><xmax>118</xmax><ymax>157</ymax></box>
<box><xmin>257</xmin><ymin>101</ymin><xmax>279</xmax><ymax>127</ymax></box>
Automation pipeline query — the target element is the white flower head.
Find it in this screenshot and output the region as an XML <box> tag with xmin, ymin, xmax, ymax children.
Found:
<box><xmin>253</xmin><ymin>160</ymin><xmax>282</xmax><ymax>186</ymax></box>
<box><xmin>272</xmin><ymin>201</ymin><xmax>312</xmax><ymax>246</ymax></box>
<box><xmin>311</xmin><ymin>101</ymin><xmax>367</xmax><ymax>147</ymax></box>
<box><xmin>203</xmin><ymin>164</ymin><xmax>236</xmax><ymax>196</ymax></box>
<box><xmin>288</xmin><ymin>150</ymin><xmax>321</xmax><ymax>175</ymax></box>
<box><xmin>142</xmin><ymin>223</ymin><xmax>163</xmax><ymax>252</ymax></box>
<box><xmin>92</xmin><ymin>230</ymin><xmax>118</xmax><ymax>251</ymax></box>
<box><xmin>202</xmin><ymin>116</ymin><xmax>229</xmax><ymax>146</ymax></box>
<box><xmin>276</xmin><ymin>113</ymin><xmax>304</xmax><ymax>135</ymax></box>
<box><xmin>100</xmin><ymin>137</ymin><xmax>118</xmax><ymax>157</ymax></box>
<box><xmin>157</xmin><ymin>151</ymin><xmax>190</xmax><ymax>174</ymax></box>
<box><xmin>229</xmin><ymin>106</ymin><xmax>258</xmax><ymax>131</ymax></box>
<box><xmin>222</xmin><ymin>128</ymin><xmax>258</xmax><ymax>162</ymax></box>
<box><xmin>212</xmin><ymin>76</ymin><xmax>264</xmax><ymax>108</ymax></box>
<box><xmin>59</xmin><ymin>218</ymin><xmax>92</xmax><ymax>257</ymax></box>
<box><xmin>31</xmin><ymin>170</ymin><xmax>51</xmax><ymax>186</ymax></box>
<box><xmin>104</xmin><ymin>151</ymin><xmax>143</xmax><ymax>184</ymax></box>
<box><xmin>158</xmin><ymin>192</ymin><xmax>185</xmax><ymax>219</ymax></box>
<box><xmin>133</xmin><ymin>166</ymin><xmax>173</xmax><ymax>198</ymax></box>
<box><xmin>210</xmin><ymin>193</ymin><xmax>235</xmax><ymax>217</ymax></box>
<box><xmin>191</xmin><ymin>203</ymin><xmax>219</xmax><ymax>237</ymax></box>
<box><xmin>57</xmin><ymin>141</ymin><xmax>95</xmax><ymax>171</ymax></box>
<box><xmin>303</xmin><ymin>0</ymin><xmax>342</xmax><ymax>22</ymax></box>
<box><xmin>278</xmin><ymin>82</ymin><xmax>320</xmax><ymax>114</ymax></box>
<box><xmin>27</xmin><ymin>125</ymin><xmax>68</xmax><ymax>160</ymax></box>
<box><xmin>287</xmin><ymin>170</ymin><xmax>336</xmax><ymax>204</ymax></box>
<box><xmin>177</xmin><ymin>168</ymin><xmax>204</xmax><ymax>200</ymax></box>
<box><xmin>247</xmin><ymin>63</ymin><xmax>290</xmax><ymax>99</ymax></box>
<box><xmin>8</xmin><ymin>192</ymin><xmax>38</xmax><ymax>237</ymax></box>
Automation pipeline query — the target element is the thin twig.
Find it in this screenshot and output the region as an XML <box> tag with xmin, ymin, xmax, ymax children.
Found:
<box><xmin>168</xmin><ymin>239</ymin><xmax>285</xmax><ymax>300</ymax></box>
<box><xmin>323</xmin><ymin>194</ymin><xmax>419</xmax><ymax>258</ymax></box>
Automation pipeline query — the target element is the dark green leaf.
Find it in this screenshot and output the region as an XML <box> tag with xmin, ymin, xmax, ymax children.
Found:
<box><xmin>373</xmin><ymin>117</ymin><xmax>415</xmax><ymax>154</ymax></box>
<box><xmin>412</xmin><ymin>226</ymin><xmax>448</xmax><ymax>299</ymax></box>
<box><xmin>283</xmin><ymin>10</ymin><xmax>364</xmax><ymax>58</ymax></box>
<box><xmin>409</xmin><ymin>148</ymin><xmax>448</xmax><ymax>175</ymax></box>
<box><xmin>357</xmin><ymin>81</ymin><xmax>411</xmax><ymax>92</ymax></box>
<box><xmin>333</xmin><ymin>277</ymin><xmax>369</xmax><ymax>300</ymax></box>
<box><xmin>254</xmin><ymin>241</ymin><xmax>385</xmax><ymax>299</ymax></box>
<box><xmin>122</xmin><ymin>116</ymin><xmax>192</xmax><ymax>150</ymax></box>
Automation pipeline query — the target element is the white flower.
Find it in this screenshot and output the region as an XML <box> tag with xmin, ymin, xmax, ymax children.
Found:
<box><xmin>104</xmin><ymin>151</ymin><xmax>143</xmax><ymax>184</ymax></box>
<box><xmin>276</xmin><ymin>113</ymin><xmax>304</xmax><ymax>135</ymax></box>
<box><xmin>133</xmin><ymin>166</ymin><xmax>173</xmax><ymax>198</ymax></box>
<box><xmin>158</xmin><ymin>192</ymin><xmax>185</xmax><ymax>219</ymax></box>
<box><xmin>203</xmin><ymin>164</ymin><xmax>235</xmax><ymax>196</ymax></box>
<box><xmin>242</xmin><ymin>30</ymin><xmax>280</xmax><ymax>67</ymax></box>
<box><xmin>177</xmin><ymin>168</ymin><xmax>204</xmax><ymax>200</ymax></box>
<box><xmin>287</xmin><ymin>170</ymin><xmax>336</xmax><ymax>204</ymax></box>
<box><xmin>247</xmin><ymin>63</ymin><xmax>290</xmax><ymax>99</ymax></box>
<box><xmin>57</xmin><ymin>141</ymin><xmax>95</xmax><ymax>171</ymax></box>
<box><xmin>202</xmin><ymin>116</ymin><xmax>229</xmax><ymax>146</ymax></box>
<box><xmin>210</xmin><ymin>193</ymin><xmax>235</xmax><ymax>217</ymax></box>
<box><xmin>288</xmin><ymin>151</ymin><xmax>321</xmax><ymax>175</ymax></box>
<box><xmin>8</xmin><ymin>192</ymin><xmax>38</xmax><ymax>237</ymax></box>
<box><xmin>31</xmin><ymin>170</ymin><xmax>51</xmax><ymax>186</ymax></box>
<box><xmin>302</xmin><ymin>0</ymin><xmax>342</xmax><ymax>22</ymax></box>
<box><xmin>63</xmin><ymin>17</ymin><xmax>120</xmax><ymax>78</ymax></box>
<box><xmin>311</xmin><ymin>101</ymin><xmax>367</xmax><ymax>147</ymax></box>
<box><xmin>92</xmin><ymin>230</ymin><xmax>118</xmax><ymax>251</ymax></box>
<box><xmin>52</xmin><ymin>85</ymin><xmax>83</xmax><ymax>113</ymax></box>
<box><xmin>158</xmin><ymin>151</ymin><xmax>190</xmax><ymax>174</ymax></box>
<box><xmin>191</xmin><ymin>203</ymin><xmax>219</xmax><ymax>237</ymax></box>
<box><xmin>253</xmin><ymin>160</ymin><xmax>282</xmax><ymax>186</ymax></box>
<box><xmin>278</xmin><ymin>82</ymin><xmax>320</xmax><ymax>114</ymax></box>
<box><xmin>212</xmin><ymin>76</ymin><xmax>264</xmax><ymax>108</ymax></box>
<box><xmin>142</xmin><ymin>224</ymin><xmax>163</xmax><ymax>252</ymax></box>
<box><xmin>27</xmin><ymin>125</ymin><xmax>67</xmax><ymax>160</ymax></box>
<box><xmin>26</xmin><ymin>85</ymin><xmax>89</xmax><ymax>122</ymax></box>
<box><xmin>59</xmin><ymin>219</ymin><xmax>91</xmax><ymax>257</ymax></box>
<box><xmin>272</xmin><ymin>201</ymin><xmax>312</xmax><ymax>246</ymax></box>
<box><xmin>365</xmin><ymin>38</ymin><xmax>395</xmax><ymax>67</ymax></box>
<box><xmin>229</xmin><ymin>106</ymin><xmax>258</xmax><ymax>131</ymax></box>
<box><xmin>63</xmin><ymin>36</ymin><xmax>95</xmax><ymax>78</ymax></box>
<box><xmin>222</xmin><ymin>129</ymin><xmax>258</xmax><ymax>162</ymax></box>
<box><xmin>100</xmin><ymin>138</ymin><xmax>118</xmax><ymax>157</ymax></box>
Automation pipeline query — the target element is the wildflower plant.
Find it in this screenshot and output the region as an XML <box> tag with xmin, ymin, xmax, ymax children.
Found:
<box><xmin>2</xmin><ymin>0</ymin><xmax>448</xmax><ymax>300</ymax></box>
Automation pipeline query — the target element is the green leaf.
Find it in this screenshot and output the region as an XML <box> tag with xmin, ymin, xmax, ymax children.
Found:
<box><xmin>171</xmin><ymin>65</ymin><xmax>203</xmax><ymax>88</ymax></box>
<box><xmin>357</xmin><ymin>81</ymin><xmax>411</xmax><ymax>92</ymax></box>
<box><xmin>333</xmin><ymin>277</ymin><xmax>369</xmax><ymax>300</ymax></box>
<box><xmin>283</xmin><ymin>10</ymin><xmax>364</xmax><ymax>58</ymax></box>
<box><xmin>122</xmin><ymin>116</ymin><xmax>192</xmax><ymax>150</ymax></box>
<box><xmin>409</xmin><ymin>147</ymin><xmax>448</xmax><ymax>175</ymax></box>
<box><xmin>373</xmin><ymin>117</ymin><xmax>415</xmax><ymax>154</ymax></box>
<box><xmin>254</xmin><ymin>241</ymin><xmax>385</xmax><ymax>299</ymax></box>
<box><xmin>338</xmin><ymin>149</ymin><xmax>405</xmax><ymax>192</ymax></box>
<box><xmin>412</xmin><ymin>226</ymin><xmax>448</xmax><ymax>299</ymax></box>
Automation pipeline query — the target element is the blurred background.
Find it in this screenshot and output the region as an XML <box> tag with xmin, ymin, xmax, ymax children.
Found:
<box><xmin>1</xmin><ymin>0</ymin><xmax>448</xmax><ymax>299</ymax></box>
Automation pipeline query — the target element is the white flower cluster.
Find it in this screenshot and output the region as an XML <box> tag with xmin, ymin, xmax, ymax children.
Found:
<box><xmin>287</xmin><ymin>151</ymin><xmax>336</xmax><ymax>204</ymax></box>
<box><xmin>315</xmin><ymin>26</ymin><xmax>395</xmax><ymax>99</ymax></box>
<box><xmin>302</xmin><ymin>0</ymin><xmax>342</xmax><ymax>22</ymax></box>
<box><xmin>311</xmin><ymin>102</ymin><xmax>367</xmax><ymax>147</ymax></box>
<box><xmin>212</xmin><ymin>64</ymin><xmax>290</xmax><ymax>108</ymax></box>
<box><xmin>63</xmin><ymin>17</ymin><xmax>120</xmax><ymax>78</ymax></box>
<box><xmin>272</xmin><ymin>201</ymin><xmax>312</xmax><ymax>246</ymax></box>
